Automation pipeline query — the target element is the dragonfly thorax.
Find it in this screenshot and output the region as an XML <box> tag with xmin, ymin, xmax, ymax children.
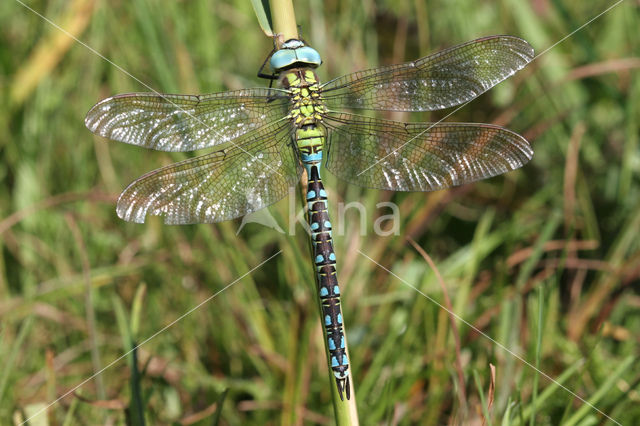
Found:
<box><xmin>280</xmin><ymin>68</ymin><xmax>327</xmax><ymax>167</ymax></box>
<box><xmin>282</xmin><ymin>69</ymin><xmax>327</xmax><ymax>128</ymax></box>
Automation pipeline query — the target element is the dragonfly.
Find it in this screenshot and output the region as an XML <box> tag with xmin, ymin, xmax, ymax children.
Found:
<box><xmin>85</xmin><ymin>35</ymin><xmax>534</xmax><ymax>401</ymax></box>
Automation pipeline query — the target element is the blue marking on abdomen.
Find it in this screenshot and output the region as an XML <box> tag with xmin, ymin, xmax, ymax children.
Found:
<box><xmin>301</xmin><ymin>152</ymin><xmax>323</xmax><ymax>162</ymax></box>
<box><xmin>300</xmin><ymin>155</ymin><xmax>351</xmax><ymax>400</ymax></box>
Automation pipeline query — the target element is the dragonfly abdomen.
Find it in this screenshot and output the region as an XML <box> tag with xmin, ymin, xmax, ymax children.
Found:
<box><xmin>305</xmin><ymin>160</ymin><xmax>351</xmax><ymax>401</ymax></box>
<box><xmin>284</xmin><ymin>66</ymin><xmax>350</xmax><ymax>400</ymax></box>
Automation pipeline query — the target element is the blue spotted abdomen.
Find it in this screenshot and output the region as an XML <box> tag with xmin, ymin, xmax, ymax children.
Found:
<box><xmin>286</xmin><ymin>67</ymin><xmax>350</xmax><ymax>401</ymax></box>
<box><xmin>301</xmin><ymin>141</ymin><xmax>351</xmax><ymax>401</ymax></box>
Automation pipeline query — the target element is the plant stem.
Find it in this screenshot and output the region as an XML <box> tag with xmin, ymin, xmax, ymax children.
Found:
<box><xmin>268</xmin><ymin>1</ymin><xmax>359</xmax><ymax>423</ymax></box>
<box><xmin>270</xmin><ymin>0</ymin><xmax>298</xmax><ymax>45</ymax></box>
<box><xmin>298</xmin><ymin>184</ymin><xmax>359</xmax><ymax>426</ymax></box>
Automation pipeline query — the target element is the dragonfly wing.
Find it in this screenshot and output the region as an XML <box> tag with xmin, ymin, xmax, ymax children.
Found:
<box><xmin>323</xmin><ymin>112</ymin><xmax>532</xmax><ymax>191</ymax></box>
<box><xmin>321</xmin><ymin>36</ymin><xmax>533</xmax><ymax>112</ymax></box>
<box><xmin>85</xmin><ymin>88</ymin><xmax>289</xmax><ymax>152</ymax></box>
<box><xmin>117</xmin><ymin>120</ymin><xmax>301</xmax><ymax>224</ymax></box>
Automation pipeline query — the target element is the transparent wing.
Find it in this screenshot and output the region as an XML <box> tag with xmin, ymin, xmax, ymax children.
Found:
<box><xmin>323</xmin><ymin>112</ymin><xmax>532</xmax><ymax>191</ymax></box>
<box><xmin>321</xmin><ymin>36</ymin><xmax>533</xmax><ymax>112</ymax></box>
<box><xmin>117</xmin><ymin>120</ymin><xmax>302</xmax><ymax>224</ymax></box>
<box><xmin>85</xmin><ymin>88</ymin><xmax>289</xmax><ymax>152</ymax></box>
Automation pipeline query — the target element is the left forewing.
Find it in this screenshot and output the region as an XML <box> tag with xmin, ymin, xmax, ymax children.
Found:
<box><xmin>85</xmin><ymin>88</ymin><xmax>289</xmax><ymax>152</ymax></box>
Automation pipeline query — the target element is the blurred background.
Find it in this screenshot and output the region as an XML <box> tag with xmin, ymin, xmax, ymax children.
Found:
<box><xmin>1</xmin><ymin>0</ymin><xmax>639</xmax><ymax>424</ymax></box>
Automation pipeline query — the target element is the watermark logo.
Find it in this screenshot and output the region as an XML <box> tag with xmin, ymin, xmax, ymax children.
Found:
<box><xmin>236</xmin><ymin>209</ymin><xmax>285</xmax><ymax>234</ymax></box>
<box><xmin>236</xmin><ymin>186</ymin><xmax>400</xmax><ymax>236</ymax></box>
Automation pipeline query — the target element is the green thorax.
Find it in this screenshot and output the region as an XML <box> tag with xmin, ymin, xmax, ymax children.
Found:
<box><xmin>280</xmin><ymin>69</ymin><xmax>327</xmax><ymax>160</ymax></box>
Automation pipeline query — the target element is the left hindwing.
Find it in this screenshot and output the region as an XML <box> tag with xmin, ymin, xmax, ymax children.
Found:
<box><xmin>116</xmin><ymin>120</ymin><xmax>301</xmax><ymax>224</ymax></box>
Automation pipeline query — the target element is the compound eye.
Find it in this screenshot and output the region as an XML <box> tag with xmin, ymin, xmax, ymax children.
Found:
<box><xmin>295</xmin><ymin>46</ymin><xmax>322</xmax><ymax>66</ymax></box>
<box><xmin>270</xmin><ymin>49</ymin><xmax>297</xmax><ymax>71</ymax></box>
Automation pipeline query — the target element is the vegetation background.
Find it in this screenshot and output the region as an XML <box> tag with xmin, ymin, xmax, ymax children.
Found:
<box><xmin>1</xmin><ymin>0</ymin><xmax>638</xmax><ymax>424</ymax></box>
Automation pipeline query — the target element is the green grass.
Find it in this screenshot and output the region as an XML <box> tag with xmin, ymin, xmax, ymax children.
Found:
<box><xmin>1</xmin><ymin>0</ymin><xmax>639</xmax><ymax>424</ymax></box>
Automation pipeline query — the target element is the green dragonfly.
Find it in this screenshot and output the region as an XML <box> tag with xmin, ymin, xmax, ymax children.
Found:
<box><xmin>85</xmin><ymin>35</ymin><xmax>534</xmax><ymax>400</ymax></box>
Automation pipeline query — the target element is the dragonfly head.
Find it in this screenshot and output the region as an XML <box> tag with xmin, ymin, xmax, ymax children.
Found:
<box><xmin>270</xmin><ymin>39</ymin><xmax>322</xmax><ymax>72</ymax></box>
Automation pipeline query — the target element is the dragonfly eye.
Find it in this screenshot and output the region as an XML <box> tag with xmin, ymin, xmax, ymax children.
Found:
<box><xmin>295</xmin><ymin>47</ymin><xmax>322</xmax><ymax>67</ymax></box>
<box><xmin>270</xmin><ymin>49</ymin><xmax>297</xmax><ymax>71</ymax></box>
<box><xmin>270</xmin><ymin>46</ymin><xmax>323</xmax><ymax>71</ymax></box>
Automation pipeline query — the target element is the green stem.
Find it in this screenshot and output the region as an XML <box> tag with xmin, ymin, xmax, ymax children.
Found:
<box><xmin>270</xmin><ymin>2</ymin><xmax>359</xmax><ymax>421</ymax></box>
<box><xmin>299</xmin><ymin>185</ymin><xmax>359</xmax><ymax>426</ymax></box>
<box><xmin>269</xmin><ymin>0</ymin><xmax>298</xmax><ymax>44</ymax></box>
<box><xmin>529</xmin><ymin>285</ymin><xmax>543</xmax><ymax>426</ymax></box>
